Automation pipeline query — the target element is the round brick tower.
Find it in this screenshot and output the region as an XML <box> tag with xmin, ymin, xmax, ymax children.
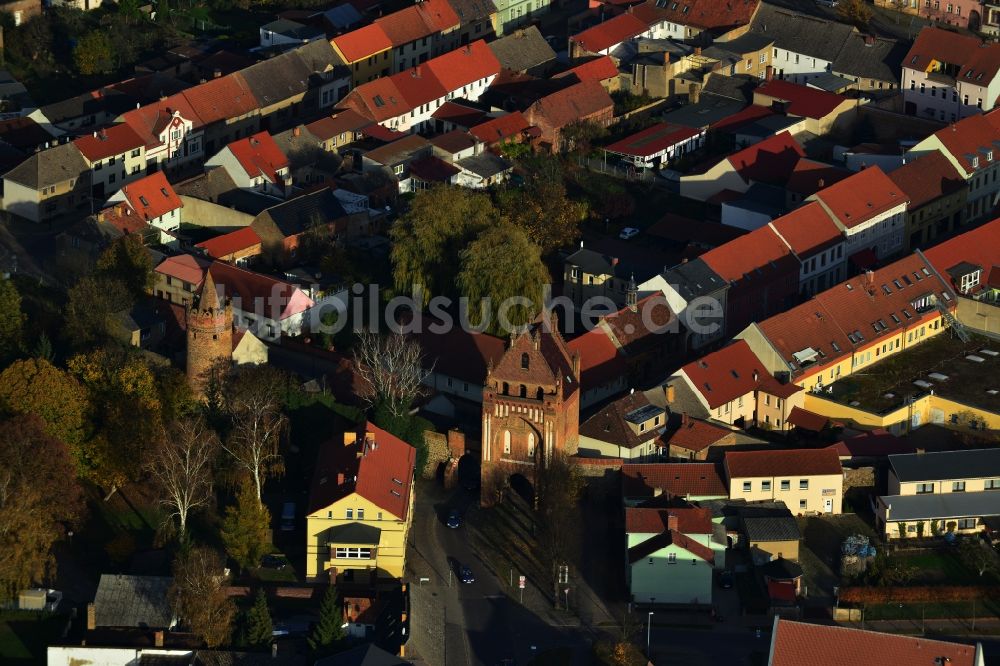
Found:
<box><xmin>186</xmin><ymin>269</ymin><xmax>233</xmax><ymax>395</ymax></box>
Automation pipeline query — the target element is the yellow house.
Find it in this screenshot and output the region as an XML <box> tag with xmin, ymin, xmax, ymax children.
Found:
<box><xmin>878</xmin><ymin>449</ymin><xmax>1000</xmax><ymax>540</ymax></box>
<box><xmin>725</xmin><ymin>448</ymin><xmax>844</xmax><ymax>515</ymax></box>
<box><xmin>306</xmin><ymin>423</ymin><xmax>416</xmax><ymax>581</ymax></box>
<box><xmin>332</xmin><ymin>24</ymin><xmax>394</xmax><ymax>87</ymax></box>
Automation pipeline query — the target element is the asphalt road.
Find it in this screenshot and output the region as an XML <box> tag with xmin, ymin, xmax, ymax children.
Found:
<box><xmin>421</xmin><ymin>485</ymin><xmax>590</xmax><ymax>665</ymax></box>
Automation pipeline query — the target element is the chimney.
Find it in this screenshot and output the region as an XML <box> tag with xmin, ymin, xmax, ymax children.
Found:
<box><xmin>154</xmin><ymin>630</ymin><xmax>164</xmax><ymax>647</ymax></box>
<box><xmin>694</xmin><ymin>46</ymin><xmax>702</xmax><ymax>56</ymax></box>
<box><xmin>653</xmin><ymin>487</ymin><xmax>664</xmax><ymax>497</ymax></box>
<box><xmin>667</xmin><ymin>513</ymin><xmax>679</xmax><ymax>531</ymax></box>
<box><xmin>817</xmin><ymin>178</ymin><xmax>825</xmax><ymax>189</ymax></box>
<box><xmin>665</xmin><ymin>384</ymin><xmax>676</xmax><ymax>403</ymax></box>
<box><xmin>293</xmin><ymin>126</ymin><xmax>301</xmax><ymax>137</ymax></box>
<box><xmin>611</xmin><ymin>256</ymin><xmax>619</xmax><ymax>267</ymax></box>
<box><xmin>688</xmin><ymin>82</ymin><xmax>701</xmax><ymax>104</ymax></box>
<box><xmin>214</xmin><ymin>68</ymin><xmax>222</xmax><ymax>79</ymax></box>
<box><xmin>682</xmin><ymin>412</ymin><xmax>689</xmax><ymax>426</ymax></box>
<box><xmin>753</xmin><ymin>369</ymin><xmax>759</xmax><ymax>382</ymax></box>
<box><xmin>765</xmin><ymin>65</ymin><xmax>774</xmax><ymax>81</ymax></box>
<box><xmin>663</xmin><ymin>52</ymin><xmax>670</xmax><ymax>65</ymax></box>
<box><xmin>86</xmin><ymin>603</ymin><xmax>96</xmax><ymax>630</ymax></box>
<box><xmin>337</xmin><ymin>472</ymin><xmax>345</xmax><ymax>485</ymax></box>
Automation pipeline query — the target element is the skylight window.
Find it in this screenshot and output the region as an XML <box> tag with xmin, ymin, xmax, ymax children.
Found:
<box><xmin>731</xmin><ymin>370</ymin><xmax>740</xmax><ymax>379</ymax></box>
<box><xmin>891</xmin><ymin>313</ymin><xmax>901</xmax><ymax>323</ymax></box>
<box><xmin>922</xmin><ymin>267</ymin><xmax>931</xmax><ymax>276</ymax></box>
<box><xmin>161</xmin><ymin>188</ymin><xmax>169</xmax><ymax>197</ymax></box>
<box><xmin>846</xmin><ymin>283</ymin><xmax>854</xmax><ymax>291</ymax></box>
<box><xmin>139</xmin><ymin>196</ymin><xmax>150</xmax><ymax>206</ymax></box>
<box><xmin>847</xmin><ymin>332</ymin><xmax>858</xmax><ymax>343</ymax></box>
<box><xmin>831</xmin><ymin>341</ymin><xmax>842</xmax><ymax>353</ymax></box>
<box><xmin>682</xmin><ymin>5</ymin><xmax>689</xmax><ymax>12</ymax></box>
<box><xmin>902</xmin><ymin>275</ymin><xmax>912</xmax><ymax>286</ymax></box>
<box><xmin>704</xmin><ymin>382</ymin><xmax>712</xmax><ymax>392</ymax></box>
<box><xmin>914</xmin><ymin>271</ymin><xmax>923</xmax><ymax>281</ymax></box>
<box><xmin>373</xmin><ymin>95</ymin><xmax>385</xmax><ymax>108</ymax></box>
<box><xmin>882</xmin><ymin>284</ymin><xmax>892</xmax><ymax>295</ymax></box>
<box><xmin>893</xmin><ymin>279</ymin><xmax>903</xmax><ymax>289</ymax></box>
<box><xmin>902</xmin><ymin>309</ymin><xmax>912</xmax><ymax>319</ymax></box>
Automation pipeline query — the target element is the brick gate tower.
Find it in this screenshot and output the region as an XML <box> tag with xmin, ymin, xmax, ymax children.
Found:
<box><xmin>481</xmin><ymin>311</ymin><xmax>580</xmax><ymax>506</ymax></box>
<box><xmin>186</xmin><ymin>270</ymin><xmax>233</xmax><ymax>395</ymax></box>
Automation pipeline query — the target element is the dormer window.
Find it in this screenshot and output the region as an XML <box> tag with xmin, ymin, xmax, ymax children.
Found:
<box><xmin>521</xmin><ymin>353</ymin><xmax>529</xmax><ymax>370</ymax></box>
<box><xmin>960</xmin><ymin>269</ymin><xmax>982</xmax><ymax>293</ymax></box>
<box><xmin>990</xmin><ymin>152</ymin><xmax>995</xmax><ymax>162</ymax></box>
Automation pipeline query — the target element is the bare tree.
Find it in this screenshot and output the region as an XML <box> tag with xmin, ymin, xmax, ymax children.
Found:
<box><xmin>169</xmin><ymin>546</ymin><xmax>235</xmax><ymax>648</ymax></box>
<box><xmin>147</xmin><ymin>417</ymin><xmax>218</xmax><ymax>539</ymax></box>
<box><xmin>222</xmin><ymin>366</ymin><xmax>287</xmax><ymax>503</ymax></box>
<box><xmin>353</xmin><ymin>330</ymin><xmax>432</xmax><ymax>418</ymax></box>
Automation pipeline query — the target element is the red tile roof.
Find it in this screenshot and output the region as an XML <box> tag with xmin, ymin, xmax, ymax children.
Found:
<box><xmin>622</xmin><ymin>462</ymin><xmax>727</xmax><ymax>498</ymax></box>
<box><xmin>627</xmin><ymin>529</ymin><xmax>715</xmax><ymax>563</ymax></box>
<box><xmin>571</xmin><ymin>13</ymin><xmax>649</xmax><ymax>54</ymax></box>
<box><xmin>756</xmin><ymin>252</ymin><xmax>953</xmax><ymax>379</ymax></box>
<box><xmin>424</xmin><ymin>40</ymin><xmax>500</xmax><ymax>92</ymax></box>
<box><xmin>411</xmin><ymin>322</ymin><xmax>507</xmax><ymax>384</ymax></box>
<box><xmin>409</xmin><ymin>155</ymin><xmax>460</xmax><ymax>182</ymax></box>
<box><xmin>306</xmin><ymin>109</ymin><xmax>372</xmax><ymax>140</ymax></box>
<box><xmin>786</xmin><ymin>406</ymin><xmax>829</xmax><ymax>431</ymax></box>
<box><xmin>393</xmin><ymin>63</ymin><xmax>451</xmax><ymax>110</ymax></box>
<box><xmin>725</xmin><ymin>131</ymin><xmax>805</xmax><ymax>185</ymax></box>
<box><xmin>195</xmin><ymin>226</ymin><xmax>262</xmax><ymax>259</ymax></box>
<box><xmin>680</xmin><ymin>340</ymin><xmax>788</xmax><ymax>410</ymax></box>
<box><xmin>625</xmin><ymin>507</ymin><xmax>713</xmax><ymax>534</ymax></box>
<box><xmin>209</xmin><ymin>260</ymin><xmax>314</xmax><ymax>320</ymax></box>
<box><xmin>754</xmin><ymin>80</ymin><xmax>850</xmax><ymax>120</ymax></box>
<box><xmin>710</xmin><ymin>104</ymin><xmax>776</xmax><ymax>133</ymax></box>
<box><xmin>553</xmin><ymin>55</ymin><xmax>620</xmax><ymax>83</ymax></box>
<box><xmin>931</xmin><ymin>112</ymin><xmax>1000</xmax><ymax>175</ymax></box>
<box><xmin>905</xmin><ymin>26</ymin><xmax>1000</xmax><ymax>89</ymax></box>
<box><xmin>332</xmin><ymin>23</ymin><xmax>393</xmax><ymax>62</ymax></box>
<box><xmin>528</xmin><ymin>79</ymin><xmax>614</xmax><ymax>130</ymax></box>
<box><xmin>344</xmin><ymin>76</ymin><xmax>410</xmax><ymax>123</ymax></box>
<box><xmin>889</xmin><ymin>151</ymin><xmax>966</xmax><ymax>209</ymax></box>
<box><xmin>121</xmin><ymin>95</ymin><xmax>202</xmax><ymax>148</ymax></box>
<box><xmin>599</xmin><ymin>293</ymin><xmax>676</xmax><ymax>354</ymax></box>
<box><xmin>769</xmin><ymin>201</ymin><xmax>842</xmax><ymax>257</ymax></box>
<box><xmin>784</xmin><ymin>158</ymin><xmax>850</xmax><ymax>197</ymax></box>
<box><xmin>181</xmin><ymin>73</ymin><xmax>258</xmax><ymax>126</ymax></box>
<box><xmin>725</xmin><ymin>448</ymin><xmax>842</xmax><ymax>479</ymax></box>
<box><xmin>469</xmin><ymin>111</ymin><xmax>531</xmax><ymax>144</ymax></box>
<box><xmin>663</xmin><ymin>418</ymin><xmax>735</xmax><ymax>453</ymax></box>
<box><xmin>811</xmin><ymin>166</ymin><xmax>907</xmax><ymax>230</ymax></box>
<box><xmin>924</xmin><ymin>216</ymin><xmax>1000</xmax><ymax>294</ymax></box>
<box><xmin>566</xmin><ymin>327</ymin><xmax>629</xmax><ymax>389</ymax></box>
<box><xmin>308</xmin><ymin>422</ymin><xmax>416</xmax><ymax>520</ymax></box>
<box><xmin>225</xmin><ymin>131</ymin><xmax>289</xmax><ymax>184</ymax></box>
<box><xmin>825</xmin><ymin>429</ymin><xmax>911</xmax><ymax>458</ymax></box>
<box><xmin>770</xmin><ymin>618</ymin><xmax>979</xmax><ymax>666</ymax></box>
<box><xmin>100</xmin><ymin>202</ymin><xmax>151</xmax><ymax>236</ymax></box>
<box><xmin>630</xmin><ymin>0</ymin><xmax>759</xmax><ymax>31</ymax></box>
<box><xmin>73</xmin><ymin>124</ymin><xmax>146</xmax><ymax>162</ymax></box>
<box><xmin>605</xmin><ymin>122</ymin><xmax>701</xmax><ymax>158</ymax></box>
<box><xmin>155</xmin><ymin>253</ymin><xmax>210</xmax><ymax>286</ymax></box>
<box><xmin>699</xmin><ymin>224</ymin><xmax>797</xmax><ymax>284</ymax></box>
<box><xmin>375</xmin><ymin>0</ymin><xmax>459</xmax><ymax>46</ymax></box>
<box><xmin>431</xmin><ymin>101</ymin><xmax>489</xmax><ymax>128</ymax></box>
<box><xmin>119</xmin><ymin>171</ymin><xmax>183</xmax><ymax>221</ymax></box>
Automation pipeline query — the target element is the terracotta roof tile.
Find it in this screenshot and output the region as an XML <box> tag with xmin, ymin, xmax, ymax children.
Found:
<box><xmin>622</xmin><ymin>462</ymin><xmax>727</xmax><ymax>498</ymax></box>
<box><xmin>605</xmin><ymin>122</ymin><xmax>701</xmax><ymax>158</ymax></box>
<box><xmin>784</xmin><ymin>158</ymin><xmax>850</xmax><ymax>196</ymax></box>
<box><xmin>699</xmin><ymin>224</ymin><xmax>798</xmax><ymax>284</ymax></box>
<box><xmin>431</xmin><ymin>101</ymin><xmax>489</xmax><ymax>128</ymax></box>
<box><xmin>627</xmin><ymin>529</ymin><xmax>715</xmax><ymax>563</ymax></box>
<box><xmin>180</xmin><ymin>73</ymin><xmax>258</xmax><ymax>126</ymax></box>
<box><xmin>225</xmin><ymin>131</ymin><xmax>289</xmax><ymax>184</ymax></box>
<box><xmin>770</xmin><ymin>618</ymin><xmax>979</xmax><ymax>666</ymax></box>
<box><xmin>811</xmin><ymin>166</ymin><xmax>908</xmax><ymax>230</ymax></box>
<box><xmin>924</xmin><ymin>216</ymin><xmax>1000</xmax><ymax>294</ymax></box>
<box><xmin>527</xmin><ymin>79</ymin><xmax>614</xmax><ymax>130</ymax></box>
<box><xmin>769</xmin><ymin>201</ymin><xmax>842</xmax><ymax>257</ymax></box>
<box><xmin>786</xmin><ymin>406</ymin><xmax>829</xmax><ymax>431</ymax></box>
<box><xmin>469</xmin><ymin>111</ymin><xmax>530</xmax><ymax>144</ymax></box>
<box><xmin>119</xmin><ymin>171</ymin><xmax>183</xmax><ymax>221</ymax></box>
<box><xmin>73</xmin><ymin>124</ymin><xmax>146</xmax><ymax>162</ymax></box>
<box><xmin>209</xmin><ymin>260</ymin><xmax>314</xmax><ymax>320</ymax></box>
<box><xmin>195</xmin><ymin>226</ymin><xmax>262</xmax><ymax>259</ymax></box>
<box><xmin>423</xmin><ymin>40</ymin><xmax>500</xmax><ymax>92</ymax></box>
<box><xmin>579</xmin><ymin>391</ymin><xmax>664</xmax><ymax>449</ymax></box>
<box><xmin>599</xmin><ymin>293</ymin><xmax>676</xmax><ymax>355</ymax></box>
<box><xmin>154</xmin><ymin>253</ymin><xmax>210</xmax><ymax>286</ymax></box>
<box><xmin>754</xmin><ymin>79</ymin><xmax>849</xmax><ymax>119</ymax></box>
<box><xmin>411</xmin><ymin>320</ymin><xmax>507</xmax><ymax>384</ymax></box>
<box><xmin>905</xmin><ymin>26</ymin><xmax>1000</xmax><ymax>89</ymax></box>
<box><xmin>631</xmin><ymin>0</ymin><xmax>759</xmax><ymax>32</ymax></box>
<box><xmin>308</xmin><ymin>422</ymin><xmax>416</xmax><ymax>520</ymax></box>
<box><xmin>724</xmin><ymin>131</ymin><xmax>805</xmax><ymax>184</ymax></box>
<box><xmin>306</xmin><ymin>109</ymin><xmax>372</xmax><ymax>140</ymax></box>
<box><xmin>571</xmin><ymin>13</ymin><xmax>649</xmax><ymax>54</ymax></box>
<box><xmin>332</xmin><ymin>23</ymin><xmax>393</xmax><ymax>62</ymax></box>
<box><xmin>566</xmin><ymin>327</ymin><xmax>629</xmax><ymax>390</ymax></box>
<box><xmin>680</xmin><ymin>340</ymin><xmax>775</xmax><ymax>409</ymax></box>
<box><xmin>725</xmin><ymin>447</ymin><xmax>842</xmax><ymax>479</ymax></box>
<box><xmin>663</xmin><ymin>418</ymin><xmax>735</xmax><ymax>453</ymax></box>
<box><xmin>625</xmin><ymin>507</ymin><xmax>713</xmax><ymax>534</ymax></box>
<box><xmin>930</xmin><ymin>111</ymin><xmax>1000</xmax><ymax>175</ymax></box>
<box><xmin>121</xmin><ymin>95</ymin><xmax>203</xmax><ymax>147</ymax></box>
<box><xmin>889</xmin><ymin>151</ymin><xmax>966</xmax><ymax>209</ymax></box>
<box><xmin>553</xmin><ymin>55</ymin><xmax>619</xmax><ymax>83</ymax></box>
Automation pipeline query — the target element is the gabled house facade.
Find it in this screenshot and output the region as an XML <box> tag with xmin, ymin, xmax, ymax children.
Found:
<box><xmin>626</xmin><ymin>507</ymin><xmax>719</xmax><ymax>606</ymax></box>
<box><xmin>306</xmin><ymin>424</ymin><xmax>416</xmax><ymax>581</ymax></box>
<box><xmin>725</xmin><ymin>448</ymin><xmax>843</xmax><ymax>514</ymax></box>
<box><xmin>205</xmin><ymin>131</ymin><xmax>291</xmax><ymax>198</ymax></box>
<box><xmin>1</xmin><ymin>141</ymin><xmax>91</xmax><ymax>223</ymax></box>
<box><xmin>73</xmin><ymin>123</ymin><xmax>147</xmax><ymax>200</ymax></box>
<box><xmin>106</xmin><ymin>171</ymin><xmax>183</xmax><ymax>244</ymax></box>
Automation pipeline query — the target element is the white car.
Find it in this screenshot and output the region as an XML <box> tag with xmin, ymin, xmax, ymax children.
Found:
<box><xmin>619</xmin><ymin>227</ymin><xmax>640</xmax><ymax>240</ymax></box>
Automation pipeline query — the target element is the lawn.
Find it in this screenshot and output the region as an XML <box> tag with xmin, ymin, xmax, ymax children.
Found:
<box><xmin>0</xmin><ymin>611</ymin><xmax>66</xmax><ymax>665</ymax></box>
<box><xmin>892</xmin><ymin>548</ymin><xmax>1000</xmax><ymax>586</ymax></box>
<box><xmin>864</xmin><ymin>597</ymin><xmax>1000</xmax><ymax>621</ymax></box>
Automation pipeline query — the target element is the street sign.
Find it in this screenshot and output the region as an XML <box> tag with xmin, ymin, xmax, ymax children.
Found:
<box><xmin>519</xmin><ymin>576</ymin><xmax>526</xmax><ymax>589</ymax></box>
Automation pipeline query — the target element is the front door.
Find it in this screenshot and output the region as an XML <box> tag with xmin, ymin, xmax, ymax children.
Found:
<box><xmin>824</xmin><ymin>498</ymin><xmax>833</xmax><ymax>514</ymax></box>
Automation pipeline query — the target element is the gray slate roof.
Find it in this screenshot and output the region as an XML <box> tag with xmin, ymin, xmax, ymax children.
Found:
<box><xmin>742</xmin><ymin>515</ymin><xmax>800</xmax><ymax>542</ymax></box>
<box><xmin>320</xmin><ymin>4</ymin><xmax>363</xmax><ymax>29</ymax></box>
<box><xmin>749</xmin><ymin>4</ymin><xmax>856</xmax><ymax>63</ymax></box>
<box><xmin>832</xmin><ymin>33</ymin><xmax>907</xmax><ymax>84</ymax></box>
<box><xmin>254</xmin><ymin>187</ymin><xmax>347</xmax><ymax>239</ymax></box>
<box><xmin>314</xmin><ymin>644</ymin><xmax>411</xmax><ymax>666</ymax></box>
<box><xmin>662</xmin><ymin>257</ymin><xmax>726</xmax><ymax>301</ymax></box>
<box><xmin>261</xmin><ymin>19</ymin><xmax>325</xmax><ymax>41</ymax></box>
<box><xmin>3</xmin><ymin>142</ymin><xmax>88</xmax><ymax>190</ymax></box>
<box><xmin>323</xmin><ymin>521</ymin><xmax>382</xmax><ymax>545</ymax></box>
<box><xmin>446</xmin><ymin>0</ymin><xmax>496</xmax><ymax>23</ymax></box>
<box><xmin>488</xmin><ymin>26</ymin><xmax>557</xmax><ymax>74</ymax></box>
<box><xmin>456</xmin><ymin>152</ymin><xmax>511</xmax><ymax>178</ymax></box>
<box><xmin>881</xmin><ymin>491</ymin><xmax>1000</xmax><ymax>522</ymax></box>
<box><xmin>889</xmin><ymin>448</ymin><xmax>1000</xmax><ymax>483</ymax></box>
<box><xmin>241</xmin><ymin>41</ymin><xmax>345</xmax><ymax>107</ymax></box>
<box><xmin>93</xmin><ymin>574</ymin><xmax>173</xmax><ymax>628</ymax></box>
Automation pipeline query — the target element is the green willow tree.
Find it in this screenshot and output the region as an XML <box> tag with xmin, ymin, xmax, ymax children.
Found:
<box><xmin>457</xmin><ymin>225</ymin><xmax>548</xmax><ymax>336</ymax></box>
<box><xmin>390</xmin><ymin>186</ymin><xmax>498</xmax><ymax>305</ymax></box>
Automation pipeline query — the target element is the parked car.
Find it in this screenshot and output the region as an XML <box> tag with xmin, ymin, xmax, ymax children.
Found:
<box><xmin>261</xmin><ymin>554</ymin><xmax>287</xmax><ymax>570</ymax></box>
<box><xmin>447</xmin><ymin>509</ymin><xmax>462</xmax><ymax>529</ymax></box>
<box><xmin>459</xmin><ymin>565</ymin><xmax>475</xmax><ymax>584</ymax></box>
<box><xmin>619</xmin><ymin>227</ymin><xmax>640</xmax><ymax>240</ymax></box>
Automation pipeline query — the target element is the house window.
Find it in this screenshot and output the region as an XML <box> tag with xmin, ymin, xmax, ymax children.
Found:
<box><xmin>667</xmin><ymin>553</ymin><xmax>677</xmax><ymax>564</ymax></box>
<box><xmin>759</xmin><ymin>53</ymin><xmax>766</xmax><ymax>64</ymax></box>
<box><xmin>960</xmin><ymin>270</ymin><xmax>981</xmax><ymax>293</ymax></box>
<box><xmin>742</xmin><ymin>481</ymin><xmax>751</xmax><ymax>492</ymax></box>
<box><xmin>762</xmin><ymin>481</ymin><xmax>772</xmax><ymax>492</ymax></box>
<box><xmin>916</xmin><ymin>483</ymin><xmax>934</xmax><ymax>494</ymax></box>
<box><xmin>358</xmin><ymin>508</ymin><xmax>365</xmax><ymax>519</ymax></box>
<box><xmin>958</xmin><ymin>518</ymin><xmax>977</xmax><ymax>530</ymax></box>
<box><xmin>334</xmin><ymin>547</ymin><xmax>372</xmax><ymax>559</ymax></box>
<box><xmin>346</xmin><ymin>509</ymin><xmax>354</xmax><ymax>519</ymax></box>
<box><xmin>985</xmin><ymin>479</ymin><xmax>1000</xmax><ymax>490</ymax></box>
<box><xmin>799</xmin><ymin>479</ymin><xmax>809</xmax><ymax>490</ymax></box>
<box><xmin>799</xmin><ymin>499</ymin><xmax>807</xmax><ymax>509</ymax></box>
<box><xmin>503</xmin><ymin>430</ymin><xmax>511</xmax><ymax>454</ymax></box>
<box><xmin>907</xmin><ymin>524</ymin><xmax>918</xmax><ymax>533</ymax></box>
<box><xmin>780</xmin><ymin>480</ymin><xmax>790</xmax><ymax>491</ymax></box>
<box><xmin>394</xmin><ymin>164</ymin><xmax>404</xmax><ymax>175</ymax></box>
<box><xmin>745</xmin><ymin>59</ymin><xmax>752</xmax><ymax>71</ymax></box>
<box><xmin>953</xmin><ymin>482</ymin><xmax>966</xmax><ymax>492</ymax></box>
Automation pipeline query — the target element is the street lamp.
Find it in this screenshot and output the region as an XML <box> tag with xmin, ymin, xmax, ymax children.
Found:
<box><xmin>646</xmin><ymin>611</ymin><xmax>655</xmax><ymax>658</ymax></box>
